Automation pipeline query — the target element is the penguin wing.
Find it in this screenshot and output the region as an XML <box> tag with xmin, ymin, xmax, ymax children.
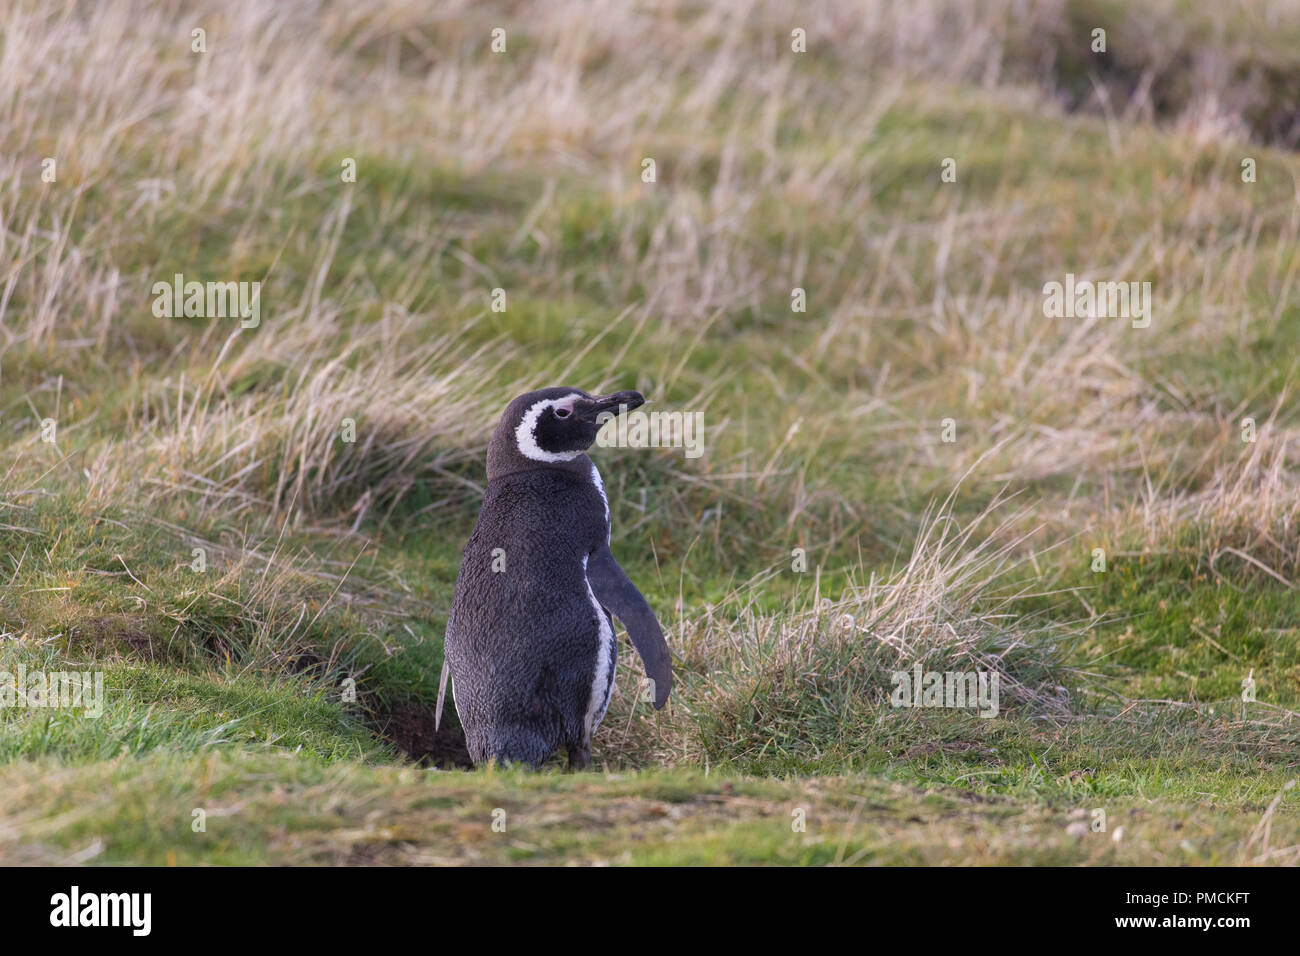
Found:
<box><xmin>587</xmin><ymin>544</ymin><xmax>672</xmax><ymax>708</ymax></box>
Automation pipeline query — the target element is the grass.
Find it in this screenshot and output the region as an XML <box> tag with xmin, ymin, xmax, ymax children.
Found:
<box><xmin>5</xmin><ymin>752</ymin><xmax>1296</xmax><ymax>865</ymax></box>
<box><xmin>2</xmin><ymin>0</ymin><xmax>1299</xmax><ymax>865</ymax></box>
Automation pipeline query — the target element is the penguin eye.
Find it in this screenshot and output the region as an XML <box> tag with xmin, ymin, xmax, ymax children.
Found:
<box><xmin>553</xmin><ymin>406</ymin><xmax>572</xmax><ymax>419</ymax></box>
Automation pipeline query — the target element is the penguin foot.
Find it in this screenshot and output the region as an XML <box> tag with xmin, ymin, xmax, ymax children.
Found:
<box><xmin>567</xmin><ymin>744</ymin><xmax>591</xmax><ymax>770</ymax></box>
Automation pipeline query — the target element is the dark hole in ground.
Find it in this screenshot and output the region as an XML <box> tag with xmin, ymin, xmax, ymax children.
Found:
<box><xmin>373</xmin><ymin>698</ymin><xmax>473</xmax><ymax>768</ymax></box>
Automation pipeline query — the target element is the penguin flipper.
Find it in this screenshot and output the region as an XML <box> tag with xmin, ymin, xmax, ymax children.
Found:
<box><xmin>587</xmin><ymin>544</ymin><xmax>672</xmax><ymax>709</ymax></box>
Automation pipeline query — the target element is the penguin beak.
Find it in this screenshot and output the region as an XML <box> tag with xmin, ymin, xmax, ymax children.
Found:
<box><xmin>580</xmin><ymin>390</ymin><xmax>645</xmax><ymax>422</ymax></box>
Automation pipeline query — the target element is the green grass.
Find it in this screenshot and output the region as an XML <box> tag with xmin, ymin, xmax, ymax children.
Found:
<box><xmin>4</xmin><ymin>751</ymin><xmax>1294</xmax><ymax>865</ymax></box>
<box><xmin>0</xmin><ymin>656</ymin><xmax>381</xmax><ymax>764</ymax></box>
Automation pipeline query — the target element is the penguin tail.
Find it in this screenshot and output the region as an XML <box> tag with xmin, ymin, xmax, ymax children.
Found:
<box><xmin>434</xmin><ymin>658</ymin><xmax>450</xmax><ymax>732</ymax></box>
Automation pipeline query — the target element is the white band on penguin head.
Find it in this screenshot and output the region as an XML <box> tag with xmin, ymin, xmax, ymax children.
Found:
<box><xmin>515</xmin><ymin>395</ymin><xmax>585</xmax><ymax>463</ymax></box>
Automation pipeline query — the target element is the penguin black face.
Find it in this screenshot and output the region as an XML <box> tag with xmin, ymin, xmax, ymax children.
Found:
<box><xmin>504</xmin><ymin>387</ymin><xmax>645</xmax><ymax>465</ymax></box>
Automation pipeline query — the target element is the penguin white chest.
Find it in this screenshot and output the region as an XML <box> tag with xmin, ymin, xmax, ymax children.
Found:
<box><xmin>581</xmin><ymin>553</ymin><xmax>617</xmax><ymax>742</ymax></box>
<box><xmin>589</xmin><ymin>462</ymin><xmax>610</xmax><ymax>539</ymax></box>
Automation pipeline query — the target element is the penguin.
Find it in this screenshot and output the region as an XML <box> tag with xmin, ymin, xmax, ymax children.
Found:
<box><xmin>437</xmin><ymin>386</ymin><xmax>673</xmax><ymax>769</ymax></box>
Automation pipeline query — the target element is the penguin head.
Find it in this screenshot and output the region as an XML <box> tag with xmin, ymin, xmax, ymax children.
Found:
<box><xmin>487</xmin><ymin>386</ymin><xmax>645</xmax><ymax>478</ymax></box>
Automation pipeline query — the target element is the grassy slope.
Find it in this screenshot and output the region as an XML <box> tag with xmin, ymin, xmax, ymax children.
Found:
<box><xmin>2</xmin><ymin>0</ymin><xmax>1300</xmax><ymax>864</ymax></box>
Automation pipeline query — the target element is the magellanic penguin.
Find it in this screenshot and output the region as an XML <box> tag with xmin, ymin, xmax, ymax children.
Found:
<box><xmin>438</xmin><ymin>387</ymin><xmax>673</xmax><ymax>769</ymax></box>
